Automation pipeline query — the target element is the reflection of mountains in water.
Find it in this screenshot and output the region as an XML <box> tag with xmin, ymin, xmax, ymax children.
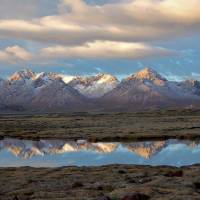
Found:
<box><xmin>0</xmin><ymin>139</ymin><xmax>199</xmax><ymax>160</ymax></box>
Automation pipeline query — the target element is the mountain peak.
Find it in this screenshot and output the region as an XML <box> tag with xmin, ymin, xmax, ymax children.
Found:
<box><xmin>95</xmin><ymin>73</ymin><xmax>119</xmax><ymax>84</ymax></box>
<box><xmin>124</xmin><ymin>68</ymin><xmax>167</xmax><ymax>86</ymax></box>
<box><xmin>134</xmin><ymin>67</ymin><xmax>166</xmax><ymax>81</ymax></box>
<box><xmin>10</xmin><ymin>69</ymin><xmax>36</xmax><ymax>81</ymax></box>
<box><xmin>33</xmin><ymin>72</ymin><xmax>64</xmax><ymax>88</ymax></box>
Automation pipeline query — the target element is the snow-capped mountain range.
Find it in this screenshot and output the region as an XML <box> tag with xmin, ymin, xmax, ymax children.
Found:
<box><xmin>0</xmin><ymin>67</ymin><xmax>200</xmax><ymax>112</ymax></box>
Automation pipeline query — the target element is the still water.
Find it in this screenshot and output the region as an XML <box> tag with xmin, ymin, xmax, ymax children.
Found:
<box><xmin>0</xmin><ymin>138</ymin><xmax>200</xmax><ymax>167</ymax></box>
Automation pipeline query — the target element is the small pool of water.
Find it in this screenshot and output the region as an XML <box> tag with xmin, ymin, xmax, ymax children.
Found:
<box><xmin>0</xmin><ymin>138</ymin><xmax>200</xmax><ymax>167</ymax></box>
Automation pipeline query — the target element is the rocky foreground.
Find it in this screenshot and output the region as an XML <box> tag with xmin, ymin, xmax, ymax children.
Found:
<box><xmin>1</xmin><ymin>164</ymin><xmax>200</xmax><ymax>200</ymax></box>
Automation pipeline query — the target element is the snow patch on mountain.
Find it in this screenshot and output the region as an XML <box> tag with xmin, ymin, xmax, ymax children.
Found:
<box><xmin>60</xmin><ymin>75</ymin><xmax>75</xmax><ymax>84</ymax></box>
<box><xmin>69</xmin><ymin>74</ymin><xmax>119</xmax><ymax>98</ymax></box>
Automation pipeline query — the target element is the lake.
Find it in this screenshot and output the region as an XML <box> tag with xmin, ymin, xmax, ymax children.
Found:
<box><xmin>0</xmin><ymin>138</ymin><xmax>200</xmax><ymax>167</ymax></box>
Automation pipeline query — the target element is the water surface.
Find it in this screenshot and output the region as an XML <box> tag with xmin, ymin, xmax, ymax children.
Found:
<box><xmin>0</xmin><ymin>138</ymin><xmax>200</xmax><ymax>167</ymax></box>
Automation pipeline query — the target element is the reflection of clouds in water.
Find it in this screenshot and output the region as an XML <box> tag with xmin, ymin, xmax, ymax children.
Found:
<box><xmin>191</xmin><ymin>147</ymin><xmax>200</xmax><ymax>153</ymax></box>
<box><xmin>117</xmin><ymin>145</ymin><xmax>128</xmax><ymax>153</ymax></box>
<box><xmin>163</xmin><ymin>144</ymin><xmax>186</xmax><ymax>152</ymax></box>
<box><xmin>95</xmin><ymin>155</ymin><xmax>105</xmax><ymax>160</ymax></box>
<box><xmin>138</xmin><ymin>157</ymin><xmax>145</xmax><ymax>165</ymax></box>
<box><xmin>177</xmin><ymin>161</ymin><xmax>182</xmax><ymax>166</ymax></box>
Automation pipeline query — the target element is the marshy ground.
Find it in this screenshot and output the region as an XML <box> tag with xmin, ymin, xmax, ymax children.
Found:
<box><xmin>1</xmin><ymin>109</ymin><xmax>200</xmax><ymax>200</ymax></box>
<box><xmin>0</xmin><ymin>109</ymin><xmax>200</xmax><ymax>141</ymax></box>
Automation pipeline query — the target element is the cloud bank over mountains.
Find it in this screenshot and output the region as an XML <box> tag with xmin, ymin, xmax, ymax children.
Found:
<box><xmin>0</xmin><ymin>0</ymin><xmax>199</xmax><ymax>64</ymax></box>
<box><xmin>0</xmin><ymin>42</ymin><xmax>177</xmax><ymax>64</ymax></box>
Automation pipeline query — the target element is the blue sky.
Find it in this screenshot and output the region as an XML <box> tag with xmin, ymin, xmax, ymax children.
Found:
<box><xmin>0</xmin><ymin>0</ymin><xmax>199</xmax><ymax>81</ymax></box>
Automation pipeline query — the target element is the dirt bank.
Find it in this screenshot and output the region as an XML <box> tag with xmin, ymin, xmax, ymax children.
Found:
<box><xmin>1</xmin><ymin>164</ymin><xmax>200</xmax><ymax>200</ymax></box>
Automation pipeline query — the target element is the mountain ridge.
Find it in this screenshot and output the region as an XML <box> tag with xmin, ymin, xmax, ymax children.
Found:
<box><xmin>0</xmin><ymin>67</ymin><xmax>200</xmax><ymax>112</ymax></box>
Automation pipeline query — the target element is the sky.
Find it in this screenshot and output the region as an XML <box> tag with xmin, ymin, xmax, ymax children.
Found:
<box><xmin>0</xmin><ymin>0</ymin><xmax>200</xmax><ymax>81</ymax></box>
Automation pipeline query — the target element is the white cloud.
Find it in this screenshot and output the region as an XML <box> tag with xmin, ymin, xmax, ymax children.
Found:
<box><xmin>0</xmin><ymin>0</ymin><xmax>199</xmax><ymax>65</ymax></box>
<box><xmin>5</xmin><ymin>46</ymin><xmax>32</xmax><ymax>61</ymax></box>
<box><xmin>0</xmin><ymin>46</ymin><xmax>32</xmax><ymax>64</ymax></box>
<box><xmin>40</xmin><ymin>41</ymin><xmax>177</xmax><ymax>59</ymax></box>
<box><xmin>0</xmin><ymin>0</ymin><xmax>58</xmax><ymax>19</ymax></box>
<box><xmin>0</xmin><ymin>0</ymin><xmax>199</xmax><ymax>46</ymax></box>
<box><xmin>160</xmin><ymin>72</ymin><xmax>186</xmax><ymax>82</ymax></box>
<box><xmin>0</xmin><ymin>41</ymin><xmax>177</xmax><ymax>64</ymax></box>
